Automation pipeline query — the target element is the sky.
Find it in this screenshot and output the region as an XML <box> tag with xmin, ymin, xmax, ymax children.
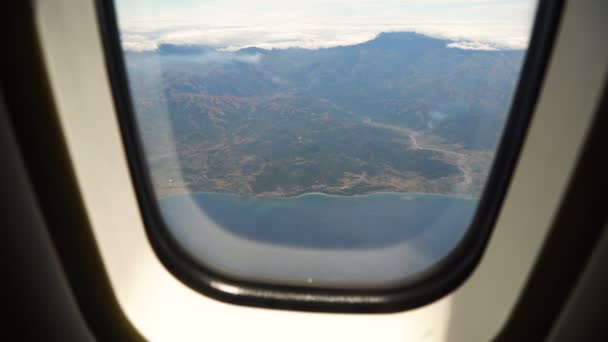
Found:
<box><xmin>115</xmin><ymin>0</ymin><xmax>538</xmax><ymax>52</ymax></box>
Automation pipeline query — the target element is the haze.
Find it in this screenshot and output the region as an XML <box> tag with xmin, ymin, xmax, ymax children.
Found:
<box><xmin>115</xmin><ymin>0</ymin><xmax>538</xmax><ymax>52</ymax></box>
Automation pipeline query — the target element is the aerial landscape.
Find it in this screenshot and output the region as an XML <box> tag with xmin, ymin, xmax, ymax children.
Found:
<box><xmin>118</xmin><ymin>0</ymin><xmax>534</xmax><ymax>286</ymax></box>
<box><xmin>126</xmin><ymin>32</ymin><xmax>523</xmax><ymax>199</ymax></box>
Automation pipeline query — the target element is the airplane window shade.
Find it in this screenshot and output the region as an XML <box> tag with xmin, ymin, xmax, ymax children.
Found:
<box><xmin>97</xmin><ymin>0</ymin><xmax>561</xmax><ymax>311</ymax></box>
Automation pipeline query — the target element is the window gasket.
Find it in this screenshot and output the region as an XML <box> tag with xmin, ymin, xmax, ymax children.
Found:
<box><xmin>94</xmin><ymin>0</ymin><xmax>565</xmax><ymax>313</ymax></box>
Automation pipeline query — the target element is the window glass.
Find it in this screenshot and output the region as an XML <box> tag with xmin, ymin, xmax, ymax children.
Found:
<box><xmin>114</xmin><ymin>0</ymin><xmax>538</xmax><ymax>289</ymax></box>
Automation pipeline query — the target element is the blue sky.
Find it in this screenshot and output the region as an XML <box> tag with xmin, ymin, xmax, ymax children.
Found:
<box><xmin>115</xmin><ymin>0</ymin><xmax>538</xmax><ymax>51</ymax></box>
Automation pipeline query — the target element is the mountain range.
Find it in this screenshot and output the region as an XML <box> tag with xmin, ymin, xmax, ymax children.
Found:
<box><xmin>124</xmin><ymin>32</ymin><xmax>525</xmax><ymax>197</ymax></box>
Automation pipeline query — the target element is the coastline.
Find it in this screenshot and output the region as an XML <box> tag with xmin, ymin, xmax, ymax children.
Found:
<box><xmin>157</xmin><ymin>190</ymin><xmax>479</xmax><ymax>201</ymax></box>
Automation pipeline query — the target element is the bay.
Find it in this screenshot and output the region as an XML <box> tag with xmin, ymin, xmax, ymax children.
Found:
<box><xmin>157</xmin><ymin>192</ymin><xmax>478</xmax><ymax>288</ymax></box>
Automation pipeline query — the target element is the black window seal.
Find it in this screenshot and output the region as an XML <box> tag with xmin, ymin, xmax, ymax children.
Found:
<box><xmin>94</xmin><ymin>0</ymin><xmax>564</xmax><ymax>313</ymax></box>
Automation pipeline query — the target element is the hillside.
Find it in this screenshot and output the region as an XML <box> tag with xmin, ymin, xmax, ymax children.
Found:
<box><xmin>125</xmin><ymin>32</ymin><xmax>525</xmax><ymax>197</ymax></box>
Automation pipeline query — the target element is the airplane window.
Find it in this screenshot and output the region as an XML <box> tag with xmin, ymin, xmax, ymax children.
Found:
<box><xmin>101</xmin><ymin>0</ymin><xmax>544</xmax><ymax>309</ymax></box>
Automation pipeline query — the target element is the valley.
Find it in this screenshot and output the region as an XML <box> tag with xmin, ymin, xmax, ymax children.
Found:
<box><xmin>125</xmin><ymin>32</ymin><xmax>521</xmax><ymax>199</ymax></box>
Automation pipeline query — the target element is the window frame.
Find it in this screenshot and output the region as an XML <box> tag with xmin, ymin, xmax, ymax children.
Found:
<box><xmin>95</xmin><ymin>0</ymin><xmax>565</xmax><ymax>313</ymax></box>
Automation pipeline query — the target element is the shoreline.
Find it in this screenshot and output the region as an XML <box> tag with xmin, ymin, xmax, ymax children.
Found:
<box><xmin>158</xmin><ymin>190</ymin><xmax>479</xmax><ymax>201</ymax></box>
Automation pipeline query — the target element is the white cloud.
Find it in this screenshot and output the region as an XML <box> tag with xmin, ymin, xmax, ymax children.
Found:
<box><xmin>121</xmin><ymin>33</ymin><xmax>159</xmax><ymax>52</ymax></box>
<box><xmin>115</xmin><ymin>0</ymin><xmax>538</xmax><ymax>51</ymax></box>
<box><xmin>193</xmin><ymin>52</ymin><xmax>262</xmax><ymax>64</ymax></box>
<box><xmin>447</xmin><ymin>41</ymin><xmax>499</xmax><ymax>51</ymax></box>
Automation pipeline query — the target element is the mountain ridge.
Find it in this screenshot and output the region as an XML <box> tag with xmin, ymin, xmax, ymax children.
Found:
<box><xmin>125</xmin><ymin>31</ymin><xmax>524</xmax><ymax>198</ymax></box>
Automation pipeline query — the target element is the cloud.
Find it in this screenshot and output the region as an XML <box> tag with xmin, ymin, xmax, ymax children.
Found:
<box><xmin>137</xmin><ymin>48</ymin><xmax>262</xmax><ymax>66</ymax></box>
<box><xmin>115</xmin><ymin>0</ymin><xmax>538</xmax><ymax>51</ymax></box>
<box><xmin>121</xmin><ymin>33</ymin><xmax>159</xmax><ymax>52</ymax></box>
<box><xmin>193</xmin><ymin>51</ymin><xmax>262</xmax><ymax>64</ymax></box>
<box><xmin>447</xmin><ymin>40</ymin><xmax>500</xmax><ymax>51</ymax></box>
<box><xmin>119</xmin><ymin>24</ymin><xmax>531</xmax><ymax>52</ymax></box>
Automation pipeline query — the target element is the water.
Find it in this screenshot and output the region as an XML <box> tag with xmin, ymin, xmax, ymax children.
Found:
<box><xmin>158</xmin><ymin>192</ymin><xmax>477</xmax><ymax>288</ymax></box>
